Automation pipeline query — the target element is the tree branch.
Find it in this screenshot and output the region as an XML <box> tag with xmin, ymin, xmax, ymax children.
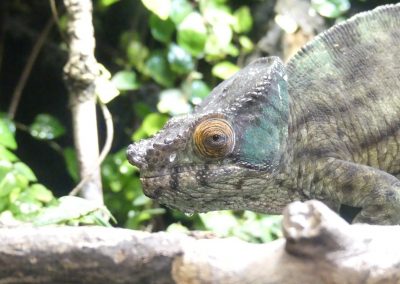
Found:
<box><xmin>1</xmin><ymin>201</ymin><xmax>400</xmax><ymax>283</ymax></box>
<box><xmin>63</xmin><ymin>0</ymin><xmax>103</xmax><ymax>204</ymax></box>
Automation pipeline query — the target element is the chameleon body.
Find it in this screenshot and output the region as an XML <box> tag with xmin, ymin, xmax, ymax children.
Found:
<box><xmin>127</xmin><ymin>4</ymin><xmax>400</xmax><ymax>224</ymax></box>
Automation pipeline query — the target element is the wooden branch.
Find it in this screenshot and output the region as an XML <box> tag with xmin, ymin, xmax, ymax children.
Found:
<box><xmin>63</xmin><ymin>0</ymin><xmax>103</xmax><ymax>203</ymax></box>
<box><xmin>1</xmin><ymin>201</ymin><xmax>400</xmax><ymax>284</ymax></box>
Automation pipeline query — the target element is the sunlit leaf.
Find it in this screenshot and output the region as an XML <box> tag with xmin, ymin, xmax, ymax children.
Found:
<box><xmin>200</xmin><ymin>210</ymin><xmax>238</xmax><ymax>236</ymax></box>
<box><xmin>29</xmin><ymin>114</ymin><xmax>65</xmax><ymax>140</ymax></box>
<box><xmin>167</xmin><ymin>44</ymin><xmax>195</xmax><ymax>74</ymax></box>
<box><xmin>34</xmin><ymin>196</ymin><xmax>113</xmax><ymax>226</ymax></box>
<box><xmin>111</xmin><ymin>70</ymin><xmax>140</xmax><ymax>91</ymax></box>
<box><xmin>238</xmin><ymin>36</ymin><xmax>254</xmax><ymax>53</ymax></box>
<box><xmin>170</xmin><ymin>0</ymin><xmax>193</xmax><ymax>24</ymax></box>
<box><xmin>0</xmin><ymin>145</ymin><xmax>18</xmax><ymax>162</ymax></box>
<box><xmin>311</xmin><ymin>0</ymin><xmax>350</xmax><ymax>18</ymax></box>
<box><xmin>13</xmin><ymin>162</ymin><xmax>37</xmax><ymax>182</ymax></box>
<box><xmin>141</xmin><ymin>0</ymin><xmax>171</xmax><ymax>20</ymax></box>
<box><xmin>0</xmin><ymin>118</ymin><xmax>17</xmax><ymax>150</ymax></box>
<box><xmin>157</xmin><ymin>89</ymin><xmax>192</xmax><ymax>115</ymax></box>
<box><xmin>99</xmin><ymin>0</ymin><xmax>119</xmax><ymax>7</ymax></box>
<box><xmin>29</xmin><ymin>184</ymin><xmax>54</xmax><ymax>203</ymax></box>
<box><xmin>0</xmin><ymin>173</ymin><xmax>18</xmax><ymax>198</ymax></box>
<box><xmin>177</xmin><ymin>12</ymin><xmax>207</xmax><ymax>57</ymax></box>
<box><xmin>132</xmin><ymin>113</ymin><xmax>169</xmax><ymax>141</ymax></box>
<box><xmin>233</xmin><ymin>6</ymin><xmax>253</xmax><ymax>33</ymax></box>
<box><xmin>212</xmin><ymin>61</ymin><xmax>240</xmax><ymax>79</ymax></box>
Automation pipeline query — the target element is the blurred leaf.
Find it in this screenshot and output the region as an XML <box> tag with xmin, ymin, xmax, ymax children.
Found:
<box><xmin>0</xmin><ymin>118</ymin><xmax>17</xmax><ymax>149</ymax></box>
<box><xmin>29</xmin><ymin>114</ymin><xmax>65</xmax><ymax>140</ymax></box>
<box><xmin>0</xmin><ymin>145</ymin><xmax>18</xmax><ymax>162</ymax></box>
<box><xmin>157</xmin><ymin>89</ymin><xmax>192</xmax><ymax>115</ymax></box>
<box><xmin>233</xmin><ymin>6</ymin><xmax>253</xmax><ymax>33</ymax></box>
<box><xmin>132</xmin><ymin>113</ymin><xmax>169</xmax><ymax>141</ymax></box>
<box><xmin>275</xmin><ymin>14</ymin><xmax>298</xmax><ymax>34</ymax></box>
<box><xmin>133</xmin><ymin>102</ymin><xmax>152</xmax><ymax>119</ymax></box>
<box><xmin>167</xmin><ymin>44</ymin><xmax>195</xmax><ymax>75</ymax></box>
<box><xmin>311</xmin><ymin>0</ymin><xmax>350</xmax><ymax>18</ymax></box>
<box><xmin>141</xmin><ymin>0</ymin><xmax>171</xmax><ymax>20</ymax></box>
<box><xmin>145</xmin><ymin>51</ymin><xmax>176</xmax><ymax>87</ymax></box>
<box><xmin>122</xmin><ymin>32</ymin><xmax>149</xmax><ymax>71</ymax></box>
<box><xmin>170</xmin><ymin>0</ymin><xmax>193</xmax><ymax>24</ymax></box>
<box><xmin>189</xmin><ymin>80</ymin><xmax>210</xmax><ymax>105</ymax></box>
<box><xmin>0</xmin><ymin>173</ymin><xmax>18</xmax><ymax>198</ymax></box>
<box><xmin>99</xmin><ymin>0</ymin><xmax>119</xmax><ymax>7</ymax></box>
<box><xmin>239</xmin><ymin>36</ymin><xmax>254</xmax><ymax>53</ymax></box>
<box><xmin>177</xmin><ymin>12</ymin><xmax>207</xmax><ymax>57</ymax></box>
<box><xmin>29</xmin><ymin>184</ymin><xmax>54</xmax><ymax>203</ymax></box>
<box><xmin>34</xmin><ymin>196</ymin><xmax>114</xmax><ymax>226</ymax></box>
<box><xmin>167</xmin><ymin>222</ymin><xmax>190</xmax><ymax>233</ymax></box>
<box><xmin>63</xmin><ymin>147</ymin><xmax>79</xmax><ymax>182</ymax></box>
<box><xmin>13</xmin><ymin>162</ymin><xmax>37</xmax><ymax>182</ymax></box>
<box><xmin>132</xmin><ymin>194</ymin><xmax>151</xmax><ymax>206</ymax></box>
<box><xmin>212</xmin><ymin>61</ymin><xmax>240</xmax><ymax>79</ymax></box>
<box><xmin>111</xmin><ymin>70</ymin><xmax>140</xmax><ymax>91</ymax></box>
<box><xmin>149</xmin><ymin>15</ymin><xmax>175</xmax><ymax>43</ymax></box>
<box><xmin>200</xmin><ymin>211</ymin><xmax>238</xmax><ymax>236</ymax></box>
<box><xmin>0</xmin><ymin>160</ymin><xmax>13</xmax><ymax>181</ymax></box>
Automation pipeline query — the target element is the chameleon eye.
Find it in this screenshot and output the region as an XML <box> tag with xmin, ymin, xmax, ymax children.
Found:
<box><xmin>193</xmin><ymin>118</ymin><xmax>235</xmax><ymax>158</ymax></box>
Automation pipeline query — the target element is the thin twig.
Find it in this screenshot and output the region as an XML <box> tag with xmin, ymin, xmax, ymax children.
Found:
<box><xmin>8</xmin><ymin>17</ymin><xmax>54</xmax><ymax>120</ymax></box>
<box><xmin>69</xmin><ymin>102</ymin><xmax>114</xmax><ymax>196</ymax></box>
<box><xmin>49</xmin><ymin>0</ymin><xmax>68</xmax><ymax>44</ymax></box>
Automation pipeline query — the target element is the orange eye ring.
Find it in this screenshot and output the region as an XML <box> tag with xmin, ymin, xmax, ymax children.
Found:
<box><xmin>193</xmin><ymin>118</ymin><xmax>235</xmax><ymax>158</ymax></box>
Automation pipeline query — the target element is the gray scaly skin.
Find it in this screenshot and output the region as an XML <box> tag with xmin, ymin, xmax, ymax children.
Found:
<box><xmin>127</xmin><ymin>4</ymin><xmax>400</xmax><ymax>225</ymax></box>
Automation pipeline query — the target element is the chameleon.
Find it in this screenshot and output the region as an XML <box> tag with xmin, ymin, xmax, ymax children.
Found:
<box><xmin>127</xmin><ymin>4</ymin><xmax>400</xmax><ymax>225</ymax></box>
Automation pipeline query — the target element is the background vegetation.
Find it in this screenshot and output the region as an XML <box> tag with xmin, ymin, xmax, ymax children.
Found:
<box><xmin>0</xmin><ymin>0</ymin><xmax>397</xmax><ymax>241</ymax></box>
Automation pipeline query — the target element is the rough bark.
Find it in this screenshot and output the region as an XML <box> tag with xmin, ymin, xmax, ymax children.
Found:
<box><xmin>1</xmin><ymin>200</ymin><xmax>400</xmax><ymax>283</ymax></box>
<box><xmin>63</xmin><ymin>0</ymin><xmax>103</xmax><ymax>203</ymax></box>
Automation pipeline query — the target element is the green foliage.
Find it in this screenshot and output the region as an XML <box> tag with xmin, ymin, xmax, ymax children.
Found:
<box><xmin>311</xmin><ymin>0</ymin><xmax>350</xmax><ymax>18</ymax></box>
<box><xmin>0</xmin><ymin>117</ymin><xmax>56</xmax><ymax>222</ymax></box>
<box><xmin>29</xmin><ymin>114</ymin><xmax>66</xmax><ymax>140</ymax></box>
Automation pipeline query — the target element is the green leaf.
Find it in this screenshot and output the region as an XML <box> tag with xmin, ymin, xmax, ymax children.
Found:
<box><xmin>34</xmin><ymin>196</ymin><xmax>113</xmax><ymax>226</ymax></box>
<box><xmin>204</xmin><ymin>21</ymin><xmax>233</xmax><ymax>60</ymax></box>
<box><xmin>167</xmin><ymin>44</ymin><xmax>195</xmax><ymax>75</ymax></box>
<box><xmin>233</xmin><ymin>6</ymin><xmax>253</xmax><ymax>33</ymax></box>
<box><xmin>0</xmin><ymin>145</ymin><xmax>18</xmax><ymax>162</ymax></box>
<box><xmin>99</xmin><ymin>0</ymin><xmax>119</xmax><ymax>8</ymax></box>
<box><xmin>0</xmin><ymin>173</ymin><xmax>18</xmax><ymax>198</ymax></box>
<box><xmin>239</xmin><ymin>36</ymin><xmax>254</xmax><ymax>53</ymax></box>
<box><xmin>149</xmin><ymin>15</ymin><xmax>175</xmax><ymax>43</ymax></box>
<box><xmin>189</xmin><ymin>80</ymin><xmax>210</xmax><ymax>105</ymax></box>
<box><xmin>157</xmin><ymin>89</ymin><xmax>192</xmax><ymax>115</ymax></box>
<box><xmin>145</xmin><ymin>52</ymin><xmax>176</xmax><ymax>87</ymax></box>
<box><xmin>170</xmin><ymin>0</ymin><xmax>193</xmax><ymax>24</ymax></box>
<box><xmin>311</xmin><ymin>0</ymin><xmax>350</xmax><ymax>18</ymax></box>
<box><xmin>29</xmin><ymin>114</ymin><xmax>65</xmax><ymax>140</ymax></box>
<box><xmin>111</xmin><ymin>70</ymin><xmax>140</xmax><ymax>91</ymax></box>
<box><xmin>212</xmin><ymin>61</ymin><xmax>240</xmax><ymax>80</ymax></box>
<box><xmin>141</xmin><ymin>0</ymin><xmax>171</xmax><ymax>20</ymax></box>
<box><xmin>63</xmin><ymin>147</ymin><xmax>79</xmax><ymax>182</ymax></box>
<box><xmin>200</xmin><ymin>210</ymin><xmax>238</xmax><ymax>236</ymax></box>
<box><xmin>122</xmin><ymin>32</ymin><xmax>149</xmax><ymax>71</ymax></box>
<box><xmin>177</xmin><ymin>12</ymin><xmax>207</xmax><ymax>57</ymax></box>
<box><xmin>13</xmin><ymin>162</ymin><xmax>37</xmax><ymax>182</ymax></box>
<box><xmin>132</xmin><ymin>113</ymin><xmax>169</xmax><ymax>141</ymax></box>
<box><xmin>0</xmin><ymin>118</ymin><xmax>17</xmax><ymax>149</ymax></box>
<box><xmin>29</xmin><ymin>184</ymin><xmax>54</xmax><ymax>203</ymax></box>
<box><xmin>0</xmin><ymin>160</ymin><xmax>13</xmax><ymax>182</ymax></box>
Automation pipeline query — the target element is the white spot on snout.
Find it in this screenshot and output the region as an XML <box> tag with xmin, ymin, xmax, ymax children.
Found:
<box><xmin>169</xmin><ymin>153</ymin><xmax>177</xmax><ymax>162</ymax></box>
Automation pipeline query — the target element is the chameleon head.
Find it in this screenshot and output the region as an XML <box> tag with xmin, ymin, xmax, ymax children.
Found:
<box><xmin>127</xmin><ymin>57</ymin><xmax>289</xmax><ymax>213</ymax></box>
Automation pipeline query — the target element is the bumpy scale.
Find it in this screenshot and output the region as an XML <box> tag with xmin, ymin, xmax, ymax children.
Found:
<box><xmin>127</xmin><ymin>4</ymin><xmax>400</xmax><ymax>225</ymax></box>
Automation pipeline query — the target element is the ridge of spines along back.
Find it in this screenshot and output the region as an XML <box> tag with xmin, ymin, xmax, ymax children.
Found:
<box><xmin>286</xmin><ymin>3</ymin><xmax>400</xmax><ymax>80</ymax></box>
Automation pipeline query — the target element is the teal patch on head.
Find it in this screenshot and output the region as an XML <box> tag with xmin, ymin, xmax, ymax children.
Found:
<box><xmin>239</xmin><ymin>76</ymin><xmax>289</xmax><ymax>168</ymax></box>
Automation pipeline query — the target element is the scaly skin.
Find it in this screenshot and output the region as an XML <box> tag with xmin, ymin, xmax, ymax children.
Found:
<box><xmin>127</xmin><ymin>4</ymin><xmax>400</xmax><ymax>224</ymax></box>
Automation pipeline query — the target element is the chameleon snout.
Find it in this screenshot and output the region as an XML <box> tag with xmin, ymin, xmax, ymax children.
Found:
<box><xmin>127</xmin><ymin>143</ymin><xmax>148</xmax><ymax>169</ymax></box>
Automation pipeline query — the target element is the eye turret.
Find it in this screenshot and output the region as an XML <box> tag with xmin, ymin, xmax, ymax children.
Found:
<box><xmin>193</xmin><ymin>118</ymin><xmax>235</xmax><ymax>159</ymax></box>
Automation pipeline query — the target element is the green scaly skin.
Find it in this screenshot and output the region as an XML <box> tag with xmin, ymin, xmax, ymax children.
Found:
<box><xmin>127</xmin><ymin>4</ymin><xmax>400</xmax><ymax>224</ymax></box>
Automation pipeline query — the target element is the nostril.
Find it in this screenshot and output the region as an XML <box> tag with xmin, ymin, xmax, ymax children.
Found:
<box><xmin>126</xmin><ymin>144</ymin><xmax>147</xmax><ymax>169</ymax></box>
